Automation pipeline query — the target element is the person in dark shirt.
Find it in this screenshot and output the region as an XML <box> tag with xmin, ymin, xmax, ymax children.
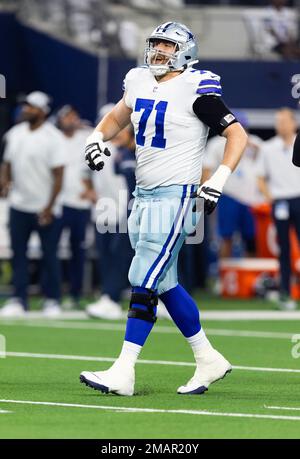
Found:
<box><xmin>114</xmin><ymin>124</ymin><xmax>136</xmax><ymax>201</ymax></box>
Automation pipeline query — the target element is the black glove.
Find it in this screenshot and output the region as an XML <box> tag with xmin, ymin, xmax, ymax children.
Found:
<box><xmin>192</xmin><ymin>186</ymin><xmax>222</xmax><ymax>215</ymax></box>
<box><xmin>85</xmin><ymin>132</ymin><xmax>111</xmax><ymax>171</ymax></box>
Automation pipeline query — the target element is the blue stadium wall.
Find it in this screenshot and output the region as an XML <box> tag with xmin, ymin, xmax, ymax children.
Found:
<box><xmin>0</xmin><ymin>11</ymin><xmax>299</xmax><ymax>124</ymax></box>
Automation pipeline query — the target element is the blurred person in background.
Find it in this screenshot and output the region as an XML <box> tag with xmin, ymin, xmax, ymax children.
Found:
<box><xmin>257</xmin><ymin>108</ymin><xmax>300</xmax><ymax>310</ymax></box>
<box><xmin>263</xmin><ymin>0</ymin><xmax>300</xmax><ymax>59</ymax></box>
<box><xmin>203</xmin><ymin>111</ymin><xmax>263</xmax><ymax>259</ymax></box>
<box><xmin>84</xmin><ymin>103</ymin><xmax>129</xmax><ymax>320</ymax></box>
<box><xmin>0</xmin><ymin>91</ymin><xmax>65</xmax><ymax>317</ymax></box>
<box><xmin>114</xmin><ymin>125</ymin><xmax>136</xmax><ymax>200</ymax></box>
<box><xmin>56</xmin><ymin>105</ymin><xmax>92</xmax><ymax>309</ymax></box>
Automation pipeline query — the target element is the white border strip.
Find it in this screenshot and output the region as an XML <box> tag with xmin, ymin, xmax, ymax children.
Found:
<box><xmin>5</xmin><ymin>352</ymin><xmax>300</xmax><ymax>374</ymax></box>
<box><xmin>0</xmin><ymin>399</ymin><xmax>300</xmax><ymax>421</ymax></box>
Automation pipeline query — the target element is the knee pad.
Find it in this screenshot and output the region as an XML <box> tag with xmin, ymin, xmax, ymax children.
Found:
<box><xmin>128</xmin><ymin>288</ymin><xmax>158</xmax><ymax>324</ymax></box>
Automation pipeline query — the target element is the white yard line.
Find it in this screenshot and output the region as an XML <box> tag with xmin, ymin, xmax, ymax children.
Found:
<box><xmin>5</xmin><ymin>351</ymin><xmax>300</xmax><ymax>374</ymax></box>
<box><xmin>1</xmin><ymin>310</ymin><xmax>300</xmax><ymax>321</ymax></box>
<box><xmin>0</xmin><ymin>409</ymin><xmax>12</xmax><ymax>414</ymax></box>
<box><xmin>0</xmin><ymin>320</ymin><xmax>297</xmax><ymax>340</ymax></box>
<box><xmin>205</xmin><ymin>329</ymin><xmax>293</xmax><ymax>339</ymax></box>
<box><xmin>265</xmin><ymin>405</ymin><xmax>300</xmax><ymax>411</ymax></box>
<box><xmin>0</xmin><ymin>399</ymin><xmax>299</xmax><ymax>421</ymax></box>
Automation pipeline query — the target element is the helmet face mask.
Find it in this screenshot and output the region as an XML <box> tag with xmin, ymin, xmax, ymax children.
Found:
<box><xmin>146</xmin><ymin>39</ymin><xmax>178</xmax><ymax>76</ymax></box>
<box><xmin>144</xmin><ymin>22</ymin><xmax>199</xmax><ymax>77</ymax></box>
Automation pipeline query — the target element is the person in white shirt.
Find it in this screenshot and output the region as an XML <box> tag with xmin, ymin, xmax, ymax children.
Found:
<box><xmin>79</xmin><ymin>22</ymin><xmax>247</xmax><ymax>397</ymax></box>
<box><xmin>84</xmin><ymin>104</ymin><xmax>129</xmax><ymax>320</ymax></box>
<box><xmin>263</xmin><ymin>0</ymin><xmax>300</xmax><ymax>59</ymax></box>
<box><xmin>0</xmin><ymin>91</ymin><xmax>66</xmax><ymax>317</ymax></box>
<box><xmin>56</xmin><ymin>105</ymin><xmax>92</xmax><ymax>309</ymax></box>
<box><xmin>203</xmin><ymin>112</ymin><xmax>263</xmax><ymax>258</ymax></box>
<box><xmin>257</xmin><ymin>108</ymin><xmax>300</xmax><ymax>310</ymax></box>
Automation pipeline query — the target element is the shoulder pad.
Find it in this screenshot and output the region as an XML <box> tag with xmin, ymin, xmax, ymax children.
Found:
<box><xmin>123</xmin><ymin>67</ymin><xmax>148</xmax><ymax>91</ymax></box>
<box><xmin>185</xmin><ymin>68</ymin><xmax>222</xmax><ymax>96</ymax></box>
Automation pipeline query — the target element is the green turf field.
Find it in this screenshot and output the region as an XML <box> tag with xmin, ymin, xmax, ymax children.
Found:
<box><xmin>0</xmin><ymin>297</ymin><xmax>300</xmax><ymax>439</ymax></box>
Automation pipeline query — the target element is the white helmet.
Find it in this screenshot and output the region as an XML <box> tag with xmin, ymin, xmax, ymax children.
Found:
<box><xmin>144</xmin><ymin>22</ymin><xmax>199</xmax><ymax>77</ymax></box>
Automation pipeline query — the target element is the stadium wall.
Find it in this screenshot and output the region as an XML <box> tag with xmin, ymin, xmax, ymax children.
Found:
<box><xmin>0</xmin><ymin>12</ymin><xmax>298</xmax><ymax>124</ymax></box>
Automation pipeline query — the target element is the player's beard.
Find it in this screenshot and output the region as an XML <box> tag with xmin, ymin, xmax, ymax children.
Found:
<box><xmin>22</xmin><ymin>112</ymin><xmax>41</xmax><ymax>125</ymax></box>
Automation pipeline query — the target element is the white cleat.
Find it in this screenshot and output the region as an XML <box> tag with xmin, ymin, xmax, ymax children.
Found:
<box><xmin>43</xmin><ymin>300</ymin><xmax>62</xmax><ymax>318</ymax></box>
<box><xmin>86</xmin><ymin>295</ymin><xmax>124</xmax><ymax>320</ymax></box>
<box><xmin>80</xmin><ymin>361</ymin><xmax>135</xmax><ymax>396</ymax></box>
<box><xmin>0</xmin><ymin>299</ymin><xmax>26</xmax><ymax>318</ymax></box>
<box><xmin>156</xmin><ymin>299</ymin><xmax>172</xmax><ymax>320</ymax></box>
<box><xmin>177</xmin><ymin>346</ymin><xmax>232</xmax><ymax>395</ymax></box>
<box><xmin>277</xmin><ymin>298</ymin><xmax>297</xmax><ymax>311</ymax></box>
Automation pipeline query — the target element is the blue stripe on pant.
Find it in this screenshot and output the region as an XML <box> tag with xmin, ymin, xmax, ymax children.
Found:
<box><xmin>128</xmin><ymin>184</ymin><xmax>198</xmax><ymax>294</ymax></box>
<box><xmin>9</xmin><ymin>207</ymin><xmax>61</xmax><ymax>308</ymax></box>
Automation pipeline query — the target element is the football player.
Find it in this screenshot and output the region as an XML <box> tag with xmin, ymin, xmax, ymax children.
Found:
<box><xmin>293</xmin><ymin>130</ymin><xmax>300</xmax><ymax>167</ymax></box>
<box><xmin>80</xmin><ymin>22</ymin><xmax>248</xmax><ymax>395</ymax></box>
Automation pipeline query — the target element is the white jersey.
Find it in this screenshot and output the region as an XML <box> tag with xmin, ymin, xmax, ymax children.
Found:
<box><xmin>204</xmin><ymin>134</ymin><xmax>264</xmax><ymax>206</ymax></box>
<box><xmin>256</xmin><ymin>135</ymin><xmax>300</xmax><ymax>200</ymax></box>
<box><xmin>124</xmin><ymin>66</ymin><xmax>222</xmax><ymax>189</ymax></box>
<box><xmin>60</xmin><ymin>129</ymin><xmax>91</xmax><ymax>210</ymax></box>
<box><xmin>91</xmin><ymin>141</ymin><xmax>127</xmax><ymax>225</ymax></box>
<box><xmin>3</xmin><ymin>121</ymin><xmax>66</xmax><ymax>215</ymax></box>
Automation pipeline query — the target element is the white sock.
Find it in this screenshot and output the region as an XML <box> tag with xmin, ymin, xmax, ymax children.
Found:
<box><xmin>118</xmin><ymin>340</ymin><xmax>142</xmax><ymax>367</ymax></box>
<box><xmin>186</xmin><ymin>329</ymin><xmax>212</xmax><ymax>359</ymax></box>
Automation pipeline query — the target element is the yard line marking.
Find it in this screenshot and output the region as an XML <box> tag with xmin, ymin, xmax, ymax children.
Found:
<box><xmin>0</xmin><ymin>399</ymin><xmax>300</xmax><ymax>421</ymax></box>
<box><xmin>233</xmin><ymin>365</ymin><xmax>300</xmax><ymax>373</ymax></box>
<box><xmin>0</xmin><ymin>409</ymin><xmax>12</xmax><ymax>414</ymax></box>
<box><xmin>5</xmin><ymin>352</ymin><xmax>300</xmax><ymax>374</ymax></box>
<box><xmin>1</xmin><ymin>310</ymin><xmax>300</xmax><ymax>321</ymax></box>
<box><xmin>265</xmin><ymin>405</ymin><xmax>300</xmax><ymax>411</ymax></box>
<box><xmin>0</xmin><ymin>320</ymin><xmax>296</xmax><ymax>340</ymax></box>
<box><xmin>206</xmin><ymin>329</ymin><xmax>293</xmax><ymax>339</ymax></box>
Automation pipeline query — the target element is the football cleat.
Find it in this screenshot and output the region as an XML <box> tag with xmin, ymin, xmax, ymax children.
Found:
<box><xmin>43</xmin><ymin>299</ymin><xmax>62</xmax><ymax>318</ymax></box>
<box><xmin>156</xmin><ymin>299</ymin><xmax>172</xmax><ymax>320</ymax></box>
<box><xmin>0</xmin><ymin>298</ymin><xmax>25</xmax><ymax>318</ymax></box>
<box><xmin>85</xmin><ymin>295</ymin><xmax>124</xmax><ymax>320</ymax></box>
<box><xmin>177</xmin><ymin>346</ymin><xmax>232</xmax><ymax>395</ymax></box>
<box><xmin>80</xmin><ymin>360</ymin><xmax>135</xmax><ymax>396</ymax></box>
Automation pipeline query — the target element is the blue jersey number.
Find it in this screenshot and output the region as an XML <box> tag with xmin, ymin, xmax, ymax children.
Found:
<box><xmin>134</xmin><ymin>98</ymin><xmax>168</xmax><ymax>148</ymax></box>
